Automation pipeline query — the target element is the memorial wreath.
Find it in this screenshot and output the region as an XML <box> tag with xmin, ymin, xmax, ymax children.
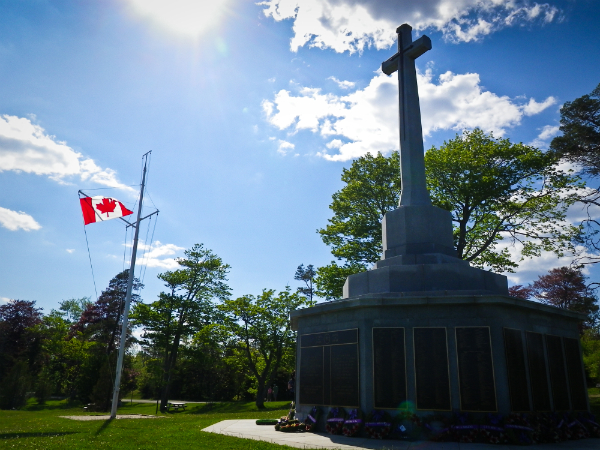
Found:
<box><xmin>303</xmin><ymin>406</ymin><xmax>321</xmax><ymax>432</ymax></box>
<box><xmin>342</xmin><ymin>408</ymin><xmax>363</xmax><ymax>437</ymax></box>
<box><xmin>365</xmin><ymin>410</ymin><xmax>392</xmax><ymax>439</ymax></box>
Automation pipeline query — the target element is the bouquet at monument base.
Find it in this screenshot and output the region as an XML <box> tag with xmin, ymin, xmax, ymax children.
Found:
<box><xmin>275</xmin><ymin>402</ymin><xmax>306</xmax><ymax>432</ymax></box>
<box><xmin>303</xmin><ymin>406</ymin><xmax>321</xmax><ymax>432</ymax></box>
<box><xmin>504</xmin><ymin>413</ymin><xmax>534</xmax><ymax>445</ymax></box>
<box><xmin>451</xmin><ymin>413</ymin><xmax>479</xmax><ymax>443</ymax></box>
<box><xmin>365</xmin><ymin>410</ymin><xmax>392</xmax><ymax>439</ymax></box>
<box><xmin>325</xmin><ymin>407</ymin><xmax>346</xmax><ymax>435</ymax></box>
<box><xmin>342</xmin><ymin>408</ymin><xmax>363</xmax><ymax>437</ymax></box>
<box><xmin>479</xmin><ymin>414</ymin><xmax>506</xmax><ymax>444</ymax></box>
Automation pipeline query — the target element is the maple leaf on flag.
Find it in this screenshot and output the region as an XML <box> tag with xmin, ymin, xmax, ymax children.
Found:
<box><xmin>96</xmin><ymin>198</ymin><xmax>117</xmax><ymax>216</ymax></box>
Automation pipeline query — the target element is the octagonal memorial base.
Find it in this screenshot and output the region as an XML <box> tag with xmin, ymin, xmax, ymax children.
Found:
<box><xmin>290</xmin><ymin>293</ymin><xmax>588</xmax><ymax>427</ymax></box>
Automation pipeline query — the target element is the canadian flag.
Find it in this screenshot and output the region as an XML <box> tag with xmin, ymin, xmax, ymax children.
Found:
<box><xmin>80</xmin><ymin>196</ymin><xmax>134</xmax><ymax>225</ymax></box>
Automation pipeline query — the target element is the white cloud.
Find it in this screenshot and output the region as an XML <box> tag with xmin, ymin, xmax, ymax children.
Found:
<box><xmin>263</xmin><ymin>70</ymin><xmax>556</xmax><ymax>161</ymax></box>
<box><xmin>131</xmin><ymin>241</ymin><xmax>185</xmax><ymax>270</ymax></box>
<box><xmin>0</xmin><ymin>206</ymin><xmax>41</xmax><ymax>231</ymax></box>
<box><xmin>0</xmin><ymin>297</ymin><xmax>10</xmax><ymax>304</ymax></box>
<box><xmin>522</xmin><ymin>97</ymin><xmax>557</xmax><ymax>116</ymax></box>
<box><xmin>260</xmin><ymin>0</ymin><xmax>560</xmax><ymax>53</ymax></box>
<box><xmin>0</xmin><ymin>115</ymin><xmax>134</xmax><ymax>192</ymax></box>
<box><xmin>277</xmin><ymin>139</ymin><xmax>296</xmax><ymax>155</ymax></box>
<box><xmin>66</xmin><ymin>249</ymin><xmax>75</xmax><ymax>253</ymax></box>
<box><xmin>528</xmin><ymin>124</ymin><xmax>560</xmax><ymax>148</ymax></box>
<box><xmin>328</xmin><ymin>76</ymin><xmax>356</xmax><ymax>89</ymax></box>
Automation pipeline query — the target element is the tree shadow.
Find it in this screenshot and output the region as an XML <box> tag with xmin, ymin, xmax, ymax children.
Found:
<box><xmin>95</xmin><ymin>418</ymin><xmax>113</xmax><ymax>436</ymax></box>
<box><xmin>0</xmin><ymin>432</ymin><xmax>77</xmax><ymax>440</ymax></box>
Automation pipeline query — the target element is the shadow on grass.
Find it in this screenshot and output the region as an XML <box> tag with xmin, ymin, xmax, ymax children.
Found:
<box><xmin>0</xmin><ymin>432</ymin><xmax>78</xmax><ymax>440</ymax></box>
<box><xmin>95</xmin><ymin>419</ymin><xmax>113</xmax><ymax>436</ymax></box>
<box><xmin>23</xmin><ymin>402</ymin><xmax>82</xmax><ymax>412</ymax></box>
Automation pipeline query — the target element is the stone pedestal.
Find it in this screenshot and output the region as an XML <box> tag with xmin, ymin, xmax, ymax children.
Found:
<box><xmin>292</xmin><ymin>294</ymin><xmax>588</xmax><ymax>423</ymax></box>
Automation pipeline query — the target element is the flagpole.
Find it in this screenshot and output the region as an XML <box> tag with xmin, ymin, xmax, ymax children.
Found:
<box><xmin>110</xmin><ymin>152</ymin><xmax>149</xmax><ymax>419</ymax></box>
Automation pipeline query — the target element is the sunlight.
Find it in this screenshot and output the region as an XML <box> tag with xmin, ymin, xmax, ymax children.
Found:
<box><xmin>125</xmin><ymin>0</ymin><xmax>232</xmax><ymax>38</ymax></box>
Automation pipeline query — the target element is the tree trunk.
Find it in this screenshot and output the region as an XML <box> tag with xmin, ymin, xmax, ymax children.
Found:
<box><xmin>255</xmin><ymin>377</ymin><xmax>266</xmax><ymax>409</ymax></box>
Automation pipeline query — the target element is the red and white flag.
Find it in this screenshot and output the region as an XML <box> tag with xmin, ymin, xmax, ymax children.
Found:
<box><xmin>80</xmin><ymin>196</ymin><xmax>134</xmax><ymax>225</ymax></box>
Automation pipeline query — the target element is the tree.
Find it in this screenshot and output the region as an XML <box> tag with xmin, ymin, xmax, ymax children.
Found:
<box><xmin>550</xmin><ymin>83</ymin><xmax>600</xmax><ymax>264</ymax></box>
<box><xmin>550</xmin><ymin>83</ymin><xmax>600</xmax><ymax>176</ymax></box>
<box><xmin>55</xmin><ymin>297</ymin><xmax>92</xmax><ymax>323</ymax></box>
<box><xmin>316</xmin><ymin>130</ymin><xmax>582</xmax><ymax>298</ymax></box>
<box><xmin>0</xmin><ymin>300</ymin><xmax>43</xmax><ymax>409</ymax></box>
<box><xmin>316</xmin><ymin>152</ymin><xmax>400</xmax><ymax>299</ymax></box>
<box><xmin>426</xmin><ymin>129</ymin><xmax>581</xmax><ymax>272</ymax></box>
<box><xmin>219</xmin><ymin>287</ymin><xmax>313</xmax><ymax>409</ymax></box>
<box><xmin>132</xmin><ymin>243</ymin><xmax>230</xmax><ymax>412</ymax></box>
<box><xmin>294</xmin><ymin>264</ymin><xmax>316</xmax><ymax>301</ymax></box>
<box><xmin>525</xmin><ymin>266</ymin><xmax>599</xmax><ymax>333</ymax></box>
<box><xmin>69</xmin><ymin>271</ymin><xmax>142</xmax><ymax>409</ymax></box>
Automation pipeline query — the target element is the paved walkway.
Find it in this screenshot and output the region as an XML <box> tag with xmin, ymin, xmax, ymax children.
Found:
<box><xmin>202</xmin><ymin>420</ymin><xmax>600</xmax><ymax>450</ymax></box>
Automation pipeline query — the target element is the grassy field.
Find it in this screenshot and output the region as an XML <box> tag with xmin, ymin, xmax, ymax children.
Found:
<box><xmin>1</xmin><ymin>396</ymin><xmax>599</xmax><ymax>449</ymax></box>
<box><xmin>0</xmin><ymin>399</ymin><xmax>293</xmax><ymax>449</ymax></box>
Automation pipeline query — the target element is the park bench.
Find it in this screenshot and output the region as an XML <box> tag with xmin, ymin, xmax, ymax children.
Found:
<box><xmin>167</xmin><ymin>402</ymin><xmax>187</xmax><ymax>411</ymax></box>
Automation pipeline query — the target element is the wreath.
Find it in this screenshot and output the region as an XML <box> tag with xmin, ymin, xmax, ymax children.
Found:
<box><xmin>504</xmin><ymin>413</ymin><xmax>534</xmax><ymax>445</ymax></box>
<box><xmin>342</xmin><ymin>408</ymin><xmax>363</xmax><ymax>437</ymax></box>
<box><xmin>421</xmin><ymin>414</ymin><xmax>453</xmax><ymax>442</ymax></box>
<box><xmin>389</xmin><ymin>410</ymin><xmax>420</xmax><ymax>440</ymax></box>
<box><xmin>564</xmin><ymin>413</ymin><xmax>589</xmax><ymax>440</ymax></box>
<box><xmin>451</xmin><ymin>413</ymin><xmax>479</xmax><ymax>443</ymax></box>
<box><xmin>303</xmin><ymin>406</ymin><xmax>321</xmax><ymax>433</ymax></box>
<box><xmin>579</xmin><ymin>412</ymin><xmax>600</xmax><ymax>438</ymax></box>
<box><xmin>479</xmin><ymin>413</ymin><xmax>506</xmax><ymax>444</ymax></box>
<box><xmin>365</xmin><ymin>410</ymin><xmax>392</xmax><ymax>439</ymax></box>
<box><xmin>326</xmin><ymin>407</ymin><xmax>346</xmax><ymax>435</ymax></box>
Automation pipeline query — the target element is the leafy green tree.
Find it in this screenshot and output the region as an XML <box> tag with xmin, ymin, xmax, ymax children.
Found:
<box><xmin>294</xmin><ymin>264</ymin><xmax>316</xmax><ymax>301</ymax></box>
<box><xmin>550</xmin><ymin>83</ymin><xmax>600</xmax><ymax>264</ymax></box>
<box><xmin>316</xmin><ymin>152</ymin><xmax>400</xmax><ymax>298</ymax></box>
<box><xmin>132</xmin><ymin>243</ymin><xmax>230</xmax><ymax>412</ymax></box>
<box><xmin>316</xmin><ymin>130</ymin><xmax>582</xmax><ymax>298</ymax></box>
<box><xmin>551</xmin><ymin>83</ymin><xmax>600</xmax><ymax>176</ymax></box>
<box><xmin>219</xmin><ymin>287</ymin><xmax>313</xmax><ymax>409</ymax></box>
<box><xmin>54</xmin><ymin>297</ymin><xmax>92</xmax><ymax>323</ymax></box>
<box><xmin>426</xmin><ymin>128</ymin><xmax>581</xmax><ymax>272</ymax></box>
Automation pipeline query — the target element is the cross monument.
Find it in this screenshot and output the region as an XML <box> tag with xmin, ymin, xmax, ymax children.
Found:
<box><xmin>382</xmin><ymin>24</ymin><xmax>431</xmax><ymax>207</ymax></box>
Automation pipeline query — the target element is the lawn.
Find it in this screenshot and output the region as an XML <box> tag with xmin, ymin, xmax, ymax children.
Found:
<box><xmin>1</xmin><ymin>394</ymin><xmax>599</xmax><ymax>449</ymax></box>
<box><xmin>0</xmin><ymin>399</ymin><xmax>293</xmax><ymax>449</ymax></box>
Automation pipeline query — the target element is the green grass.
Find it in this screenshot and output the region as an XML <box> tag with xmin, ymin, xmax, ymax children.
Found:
<box><xmin>0</xmin><ymin>399</ymin><xmax>292</xmax><ymax>449</ymax></box>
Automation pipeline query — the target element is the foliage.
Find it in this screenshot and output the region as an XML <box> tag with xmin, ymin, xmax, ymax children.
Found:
<box><xmin>581</xmin><ymin>329</ymin><xmax>600</xmax><ymax>383</ymax></box>
<box><xmin>551</xmin><ymin>83</ymin><xmax>600</xmax><ymax>265</ymax></box>
<box><xmin>132</xmin><ymin>243</ymin><xmax>230</xmax><ymax>411</ymax></box>
<box><xmin>314</xmin><ymin>261</ymin><xmax>368</xmax><ymax>300</ymax></box>
<box><xmin>426</xmin><ymin>128</ymin><xmax>581</xmax><ymax>272</ymax></box>
<box><xmin>294</xmin><ymin>264</ymin><xmax>316</xmax><ymax>301</ymax></box>
<box><xmin>219</xmin><ymin>288</ymin><xmax>313</xmax><ymax>409</ymax></box>
<box><xmin>518</xmin><ymin>266</ymin><xmax>599</xmax><ymax>334</ymax></box>
<box><xmin>551</xmin><ymin>83</ymin><xmax>600</xmax><ymax>176</ymax></box>
<box><xmin>54</xmin><ymin>297</ymin><xmax>92</xmax><ymax>323</ymax></box>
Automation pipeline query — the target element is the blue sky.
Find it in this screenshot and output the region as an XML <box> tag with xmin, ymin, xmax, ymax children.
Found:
<box><xmin>1</xmin><ymin>0</ymin><xmax>599</xmax><ymax>313</ymax></box>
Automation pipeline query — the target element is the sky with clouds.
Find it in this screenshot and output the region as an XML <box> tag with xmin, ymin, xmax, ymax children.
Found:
<box><xmin>1</xmin><ymin>0</ymin><xmax>599</xmax><ymax>310</ymax></box>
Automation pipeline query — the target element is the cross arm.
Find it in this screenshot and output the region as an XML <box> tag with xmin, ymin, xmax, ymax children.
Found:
<box><xmin>381</xmin><ymin>35</ymin><xmax>432</xmax><ymax>76</ymax></box>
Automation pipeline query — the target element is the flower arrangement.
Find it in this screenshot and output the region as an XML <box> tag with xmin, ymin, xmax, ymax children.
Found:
<box><xmin>579</xmin><ymin>412</ymin><xmax>600</xmax><ymax>438</ymax></box>
<box><xmin>451</xmin><ymin>413</ymin><xmax>479</xmax><ymax>443</ymax></box>
<box><xmin>365</xmin><ymin>410</ymin><xmax>392</xmax><ymax>439</ymax></box>
<box><xmin>389</xmin><ymin>410</ymin><xmax>419</xmax><ymax>440</ymax></box>
<box><xmin>326</xmin><ymin>407</ymin><xmax>346</xmax><ymax>435</ymax></box>
<box><xmin>303</xmin><ymin>406</ymin><xmax>321</xmax><ymax>432</ymax></box>
<box><xmin>504</xmin><ymin>412</ymin><xmax>534</xmax><ymax>445</ymax></box>
<box><xmin>342</xmin><ymin>408</ymin><xmax>363</xmax><ymax>437</ymax></box>
<box><xmin>421</xmin><ymin>414</ymin><xmax>453</xmax><ymax>442</ymax></box>
<box><xmin>479</xmin><ymin>413</ymin><xmax>506</xmax><ymax>444</ymax></box>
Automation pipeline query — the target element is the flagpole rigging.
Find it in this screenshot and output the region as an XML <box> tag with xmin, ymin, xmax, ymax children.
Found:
<box><xmin>110</xmin><ymin>151</ymin><xmax>150</xmax><ymax>419</ymax></box>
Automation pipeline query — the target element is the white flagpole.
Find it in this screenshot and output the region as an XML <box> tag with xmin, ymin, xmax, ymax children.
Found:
<box><xmin>110</xmin><ymin>152</ymin><xmax>149</xmax><ymax>419</ymax></box>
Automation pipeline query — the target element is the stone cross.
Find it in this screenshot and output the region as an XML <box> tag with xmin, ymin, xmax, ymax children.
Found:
<box><xmin>382</xmin><ymin>24</ymin><xmax>431</xmax><ymax>207</ymax></box>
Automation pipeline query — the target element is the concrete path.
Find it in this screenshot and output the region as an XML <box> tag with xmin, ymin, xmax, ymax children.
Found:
<box><xmin>202</xmin><ymin>420</ymin><xmax>600</xmax><ymax>450</ymax></box>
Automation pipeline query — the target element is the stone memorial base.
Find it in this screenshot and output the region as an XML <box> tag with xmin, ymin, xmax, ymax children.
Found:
<box><xmin>291</xmin><ymin>293</ymin><xmax>588</xmax><ymax>427</ymax></box>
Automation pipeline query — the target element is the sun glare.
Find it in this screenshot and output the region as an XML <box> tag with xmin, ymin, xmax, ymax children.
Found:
<box><xmin>126</xmin><ymin>0</ymin><xmax>231</xmax><ymax>38</ymax></box>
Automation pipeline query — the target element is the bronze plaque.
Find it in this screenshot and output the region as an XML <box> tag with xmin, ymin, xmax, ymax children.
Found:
<box><xmin>299</xmin><ymin>346</ymin><xmax>323</xmax><ymax>405</ymax></box>
<box><xmin>545</xmin><ymin>334</ymin><xmax>570</xmax><ymax>410</ymax></box>
<box><xmin>456</xmin><ymin>327</ymin><xmax>497</xmax><ymax>411</ymax></box>
<box><xmin>503</xmin><ymin>328</ymin><xmax>530</xmax><ymax>411</ymax></box>
<box><xmin>526</xmin><ymin>332</ymin><xmax>551</xmax><ymax>411</ymax></box>
<box><xmin>414</xmin><ymin>327</ymin><xmax>451</xmax><ymax>411</ymax></box>
<box><xmin>373</xmin><ymin>328</ymin><xmax>406</xmax><ymax>409</ymax></box>
<box><xmin>299</xmin><ymin>329</ymin><xmax>359</xmax><ymax>406</ymax></box>
<box><xmin>563</xmin><ymin>337</ymin><xmax>588</xmax><ymax>411</ymax></box>
<box><xmin>330</xmin><ymin>344</ymin><xmax>359</xmax><ymax>406</ymax></box>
